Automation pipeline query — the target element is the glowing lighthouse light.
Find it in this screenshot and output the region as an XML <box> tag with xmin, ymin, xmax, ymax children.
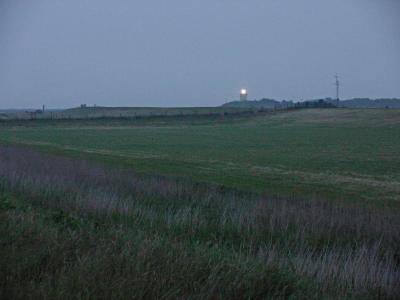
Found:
<box><xmin>240</xmin><ymin>88</ymin><xmax>248</xmax><ymax>101</ymax></box>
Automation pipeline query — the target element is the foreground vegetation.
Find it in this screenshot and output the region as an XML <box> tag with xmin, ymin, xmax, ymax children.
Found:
<box><xmin>1</xmin><ymin>146</ymin><xmax>399</xmax><ymax>299</ymax></box>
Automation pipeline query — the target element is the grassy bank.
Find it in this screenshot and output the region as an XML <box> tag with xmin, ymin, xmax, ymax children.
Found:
<box><xmin>0</xmin><ymin>106</ymin><xmax>255</xmax><ymax>121</ymax></box>
<box><xmin>1</xmin><ymin>146</ymin><xmax>399</xmax><ymax>299</ymax></box>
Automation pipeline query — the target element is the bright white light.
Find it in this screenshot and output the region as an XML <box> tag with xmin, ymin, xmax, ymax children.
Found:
<box><xmin>240</xmin><ymin>89</ymin><xmax>247</xmax><ymax>95</ymax></box>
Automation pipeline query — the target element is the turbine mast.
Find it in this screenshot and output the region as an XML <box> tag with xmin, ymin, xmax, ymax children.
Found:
<box><xmin>335</xmin><ymin>74</ymin><xmax>340</xmax><ymax>106</ymax></box>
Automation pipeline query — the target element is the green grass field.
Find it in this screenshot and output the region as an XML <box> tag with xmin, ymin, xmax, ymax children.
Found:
<box><xmin>1</xmin><ymin>108</ymin><xmax>399</xmax><ymax>204</ymax></box>
<box><xmin>1</xmin><ymin>108</ymin><xmax>400</xmax><ymax>299</ymax></box>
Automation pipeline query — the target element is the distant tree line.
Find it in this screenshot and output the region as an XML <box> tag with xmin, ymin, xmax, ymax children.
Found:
<box><xmin>222</xmin><ymin>98</ymin><xmax>400</xmax><ymax>109</ymax></box>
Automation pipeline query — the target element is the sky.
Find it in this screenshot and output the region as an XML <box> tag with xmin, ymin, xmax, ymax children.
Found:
<box><xmin>0</xmin><ymin>0</ymin><xmax>399</xmax><ymax>109</ymax></box>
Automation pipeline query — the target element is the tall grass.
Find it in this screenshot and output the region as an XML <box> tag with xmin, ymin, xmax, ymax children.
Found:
<box><xmin>0</xmin><ymin>145</ymin><xmax>399</xmax><ymax>299</ymax></box>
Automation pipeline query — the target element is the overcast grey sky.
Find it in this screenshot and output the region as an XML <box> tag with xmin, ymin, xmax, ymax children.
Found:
<box><xmin>0</xmin><ymin>0</ymin><xmax>399</xmax><ymax>108</ymax></box>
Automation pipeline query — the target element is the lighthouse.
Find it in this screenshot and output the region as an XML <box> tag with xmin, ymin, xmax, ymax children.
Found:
<box><xmin>240</xmin><ymin>88</ymin><xmax>248</xmax><ymax>101</ymax></box>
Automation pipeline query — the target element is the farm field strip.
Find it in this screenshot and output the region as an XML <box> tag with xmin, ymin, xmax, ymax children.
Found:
<box><xmin>1</xmin><ymin>109</ymin><xmax>400</xmax><ymax>204</ymax></box>
<box><xmin>7</xmin><ymin>136</ymin><xmax>400</xmax><ymax>198</ymax></box>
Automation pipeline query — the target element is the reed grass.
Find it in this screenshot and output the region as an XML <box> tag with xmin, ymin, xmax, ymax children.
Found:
<box><xmin>0</xmin><ymin>145</ymin><xmax>399</xmax><ymax>299</ymax></box>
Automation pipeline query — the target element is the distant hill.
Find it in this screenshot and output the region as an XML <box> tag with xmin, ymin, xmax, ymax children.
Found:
<box><xmin>222</xmin><ymin>98</ymin><xmax>293</xmax><ymax>109</ymax></box>
<box><xmin>222</xmin><ymin>98</ymin><xmax>400</xmax><ymax>109</ymax></box>
<box><xmin>339</xmin><ymin>98</ymin><xmax>400</xmax><ymax>108</ymax></box>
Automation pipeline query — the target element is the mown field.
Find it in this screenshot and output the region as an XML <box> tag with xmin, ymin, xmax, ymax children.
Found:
<box><xmin>1</xmin><ymin>108</ymin><xmax>400</xmax><ymax>204</ymax></box>
<box><xmin>1</xmin><ymin>108</ymin><xmax>400</xmax><ymax>299</ymax></box>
